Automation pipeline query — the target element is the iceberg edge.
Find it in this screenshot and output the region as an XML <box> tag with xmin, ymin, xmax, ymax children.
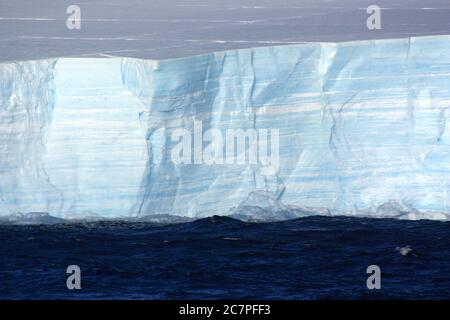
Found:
<box><xmin>2</xmin><ymin>35</ymin><xmax>450</xmax><ymax>222</ymax></box>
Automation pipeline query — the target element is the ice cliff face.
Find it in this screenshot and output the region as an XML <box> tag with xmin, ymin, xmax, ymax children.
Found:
<box><xmin>0</xmin><ymin>60</ymin><xmax>60</xmax><ymax>214</ymax></box>
<box><xmin>1</xmin><ymin>35</ymin><xmax>450</xmax><ymax>221</ymax></box>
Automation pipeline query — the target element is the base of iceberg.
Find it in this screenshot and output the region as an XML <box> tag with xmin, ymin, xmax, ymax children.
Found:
<box><xmin>2</xmin><ymin>35</ymin><xmax>450</xmax><ymax>222</ymax></box>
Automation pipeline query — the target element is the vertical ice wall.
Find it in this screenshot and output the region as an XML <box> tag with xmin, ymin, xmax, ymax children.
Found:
<box><xmin>0</xmin><ymin>59</ymin><xmax>149</xmax><ymax>218</ymax></box>
<box><xmin>42</xmin><ymin>59</ymin><xmax>149</xmax><ymax>218</ymax></box>
<box><xmin>121</xmin><ymin>52</ymin><xmax>285</xmax><ymax>218</ymax></box>
<box><xmin>0</xmin><ymin>60</ymin><xmax>61</xmax><ymax>213</ymax></box>
<box><xmin>122</xmin><ymin>36</ymin><xmax>450</xmax><ymax>219</ymax></box>
<box><xmin>1</xmin><ymin>35</ymin><xmax>450</xmax><ymax>220</ymax></box>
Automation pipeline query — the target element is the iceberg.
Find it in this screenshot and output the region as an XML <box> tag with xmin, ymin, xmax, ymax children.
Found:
<box><xmin>1</xmin><ymin>35</ymin><xmax>450</xmax><ymax>221</ymax></box>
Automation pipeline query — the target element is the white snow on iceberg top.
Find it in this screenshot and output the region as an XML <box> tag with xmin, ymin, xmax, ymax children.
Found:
<box><xmin>1</xmin><ymin>35</ymin><xmax>450</xmax><ymax>222</ymax></box>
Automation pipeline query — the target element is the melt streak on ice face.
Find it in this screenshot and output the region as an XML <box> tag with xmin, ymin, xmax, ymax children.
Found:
<box><xmin>1</xmin><ymin>35</ymin><xmax>450</xmax><ymax>221</ymax></box>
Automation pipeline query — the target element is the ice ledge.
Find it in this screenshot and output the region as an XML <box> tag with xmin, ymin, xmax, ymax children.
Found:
<box><xmin>1</xmin><ymin>35</ymin><xmax>450</xmax><ymax>222</ymax></box>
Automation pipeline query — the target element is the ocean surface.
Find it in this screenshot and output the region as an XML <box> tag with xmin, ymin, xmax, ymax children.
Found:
<box><xmin>0</xmin><ymin>215</ymin><xmax>449</xmax><ymax>300</ymax></box>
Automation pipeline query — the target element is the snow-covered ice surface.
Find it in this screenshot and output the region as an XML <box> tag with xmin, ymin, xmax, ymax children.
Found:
<box><xmin>2</xmin><ymin>1</ymin><xmax>450</xmax><ymax>223</ymax></box>
<box><xmin>2</xmin><ymin>0</ymin><xmax>450</xmax><ymax>62</ymax></box>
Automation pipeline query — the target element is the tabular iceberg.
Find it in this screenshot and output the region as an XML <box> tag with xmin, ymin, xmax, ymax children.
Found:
<box><xmin>1</xmin><ymin>35</ymin><xmax>450</xmax><ymax>222</ymax></box>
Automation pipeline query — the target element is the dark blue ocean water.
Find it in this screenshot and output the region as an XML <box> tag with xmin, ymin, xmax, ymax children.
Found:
<box><xmin>0</xmin><ymin>216</ymin><xmax>449</xmax><ymax>299</ymax></box>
